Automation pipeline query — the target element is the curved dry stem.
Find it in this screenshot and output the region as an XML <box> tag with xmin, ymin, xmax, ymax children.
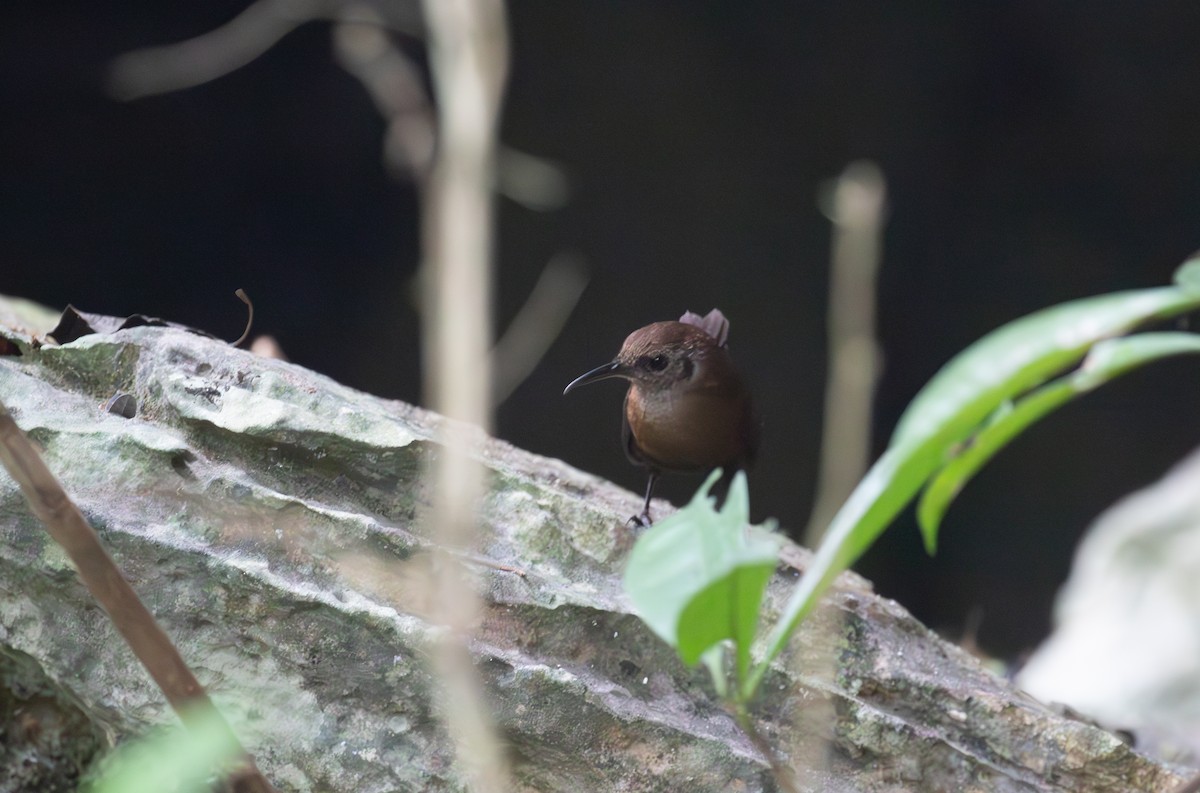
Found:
<box><xmin>0</xmin><ymin>402</ymin><xmax>278</xmax><ymax>793</ymax></box>
<box><xmin>231</xmin><ymin>288</ymin><xmax>254</xmax><ymax>347</ymax></box>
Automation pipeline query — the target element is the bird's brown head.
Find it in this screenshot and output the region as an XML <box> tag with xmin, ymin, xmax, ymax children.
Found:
<box><xmin>563</xmin><ymin>315</ymin><xmax>726</xmax><ymax>396</ymax></box>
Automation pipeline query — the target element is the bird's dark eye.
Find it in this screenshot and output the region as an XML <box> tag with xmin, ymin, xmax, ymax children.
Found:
<box><xmin>647</xmin><ymin>354</ymin><xmax>669</xmax><ymax>372</ymax></box>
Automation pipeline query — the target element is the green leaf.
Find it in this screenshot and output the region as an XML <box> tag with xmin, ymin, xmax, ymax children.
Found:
<box><xmin>891</xmin><ymin>286</ymin><xmax>1200</xmax><ymax>451</ymax></box>
<box><xmin>917</xmin><ymin>332</ymin><xmax>1200</xmax><ymax>542</ymax></box>
<box><xmin>88</xmin><ymin>704</ymin><xmax>243</xmax><ymax>793</ymax></box>
<box><xmin>747</xmin><ymin>281</ymin><xmax>1200</xmax><ymax>701</ymax></box>
<box><xmin>891</xmin><ymin>284</ymin><xmax>1200</xmax><ymax>556</ymax></box>
<box><xmin>916</xmin><ymin>380</ymin><xmax>1073</xmax><ymax>543</ymax></box>
<box><xmin>1075</xmin><ymin>330</ymin><xmax>1200</xmax><ymax>387</ymax></box>
<box><xmin>623</xmin><ymin>470</ymin><xmax>781</xmax><ymax>687</ymax></box>
<box><xmin>1174</xmin><ymin>252</ymin><xmax>1200</xmax><ymax>291</ymax></box>
<box><xmin>677</xmin><ymin>552</ymin><xmax>776</xmax><ymax>680</ymax></box>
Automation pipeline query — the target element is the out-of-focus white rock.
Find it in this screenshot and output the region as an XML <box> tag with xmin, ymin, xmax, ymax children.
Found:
<box><xmin>1019</xmin><ymin>445</ymin><xmax>1200</xmax><ymax>759</ymax></box>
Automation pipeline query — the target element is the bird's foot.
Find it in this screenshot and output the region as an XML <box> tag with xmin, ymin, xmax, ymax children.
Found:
<box><xmin>626</xmin><ymin>510</ymin><xmax>653</xmax><ymax>528</ymax></box>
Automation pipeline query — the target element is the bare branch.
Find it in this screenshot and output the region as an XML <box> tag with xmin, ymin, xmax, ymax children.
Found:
<box><xmin>109</xmin><ymin>0</ymin><xmax>566</xmax><ymax>209</ymax></box>
<box><xmin>333</xmin><ymin>3</ymin><xmax>436</xmax><ymax>180</ymax></box>
<box><xmin>418</xmin><ymin>0</ymin><xmax>512</xmax><ymax>789</ymax></box>
<box><xmin>106</xmin><ymin>0</ymin><xmax>422</xmax><ymax>102</ymax></box>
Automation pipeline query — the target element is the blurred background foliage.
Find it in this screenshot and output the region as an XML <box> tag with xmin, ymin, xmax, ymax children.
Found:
<box><xmin>4</xmin><ymin>1</ymin><xmax>1200</xmax><ymax>659</ymax></box>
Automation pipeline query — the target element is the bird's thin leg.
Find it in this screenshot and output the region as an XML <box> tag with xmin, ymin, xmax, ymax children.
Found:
<box><xmin>629</xmin><ymin>472</ymin><xmax>658</xmax><ymax>527</ymax></box>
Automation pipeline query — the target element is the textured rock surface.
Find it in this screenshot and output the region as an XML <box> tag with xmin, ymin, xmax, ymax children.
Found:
<box><xmin>0</xmin><ymin>298</ymin><xmax>1188</xmax><ymax>792</ymax></box>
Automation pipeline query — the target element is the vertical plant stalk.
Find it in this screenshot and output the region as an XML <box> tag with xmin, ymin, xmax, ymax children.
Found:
<box><xmin>419</xmin><ymin>0</ymin><xmax>512</xmax><ymax>790</ymax></box>
<box><xmin>730</xmin><ymin>704</ymin><xmax>800</xmax><ymax>793</ymax></box>
<box><xmin>804</xmin><ymin>161</ymin><xmax>887</xmax><ymax>547</ymax></box>
<box><xmin>0</xmin><ymin>402</ymin><xmax>277</xmax><ymax>793</ymax></box>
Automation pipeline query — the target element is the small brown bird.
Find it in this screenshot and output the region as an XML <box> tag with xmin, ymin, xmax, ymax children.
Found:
<box><xmin>563</xmin><ymin>308</ymin><xmax>759</xmax><ymax>525</ymax></box>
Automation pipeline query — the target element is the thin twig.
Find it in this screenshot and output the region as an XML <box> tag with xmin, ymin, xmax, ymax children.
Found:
<box><xmin>804</xmin><ymin>161</ymin><xmax>888</xmax><ymax>547</ymax></box>
<box><xmin>108</xmin><ymin>0</ymin><xmax>333</xmax><ymax>100</ymax></box>
<box><xmin>333</xmin><ymin>4</ymin><xmax>568</xmax><ymax>208</ymax></box>
<box><xmin>106</xmin><ymin>0</ymin><xmax>425</xmax><ymax>102</ymax></box>
<box><xmin>494</xmin><ymin>146</ymin><xmax>570</xmax><ymax>211</ymax></box>
<box><xmin>491</xmin><ymin>252</ymin><xmax>588</xmax><ymax>404</ymax></box>
<box><xmin>0</xmin><ymin>402</ymin><xmax>278</xmax><ymax>793</ymax></box>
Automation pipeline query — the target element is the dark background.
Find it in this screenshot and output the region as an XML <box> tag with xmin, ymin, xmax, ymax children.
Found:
<box><xmin>5</xmin><ymin>2</ymin><xmax>1200</xmax><ymax>658</ymax></box>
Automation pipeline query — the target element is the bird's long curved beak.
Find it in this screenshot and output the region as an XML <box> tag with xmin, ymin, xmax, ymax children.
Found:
<box><xmin>563</xmin><ymin>361</ymin><xmax>626</xmax><ymax>395</ymax></box>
